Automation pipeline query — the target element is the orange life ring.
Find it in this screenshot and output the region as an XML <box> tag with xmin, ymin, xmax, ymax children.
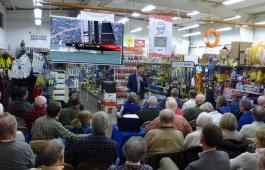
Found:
<box><xmin>204</xmin><ymin>29</ymin><xmax>220</xmax><ymax>48</ymax></box>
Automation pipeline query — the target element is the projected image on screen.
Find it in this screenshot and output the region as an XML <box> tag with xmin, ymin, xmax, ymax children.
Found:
<box><xmin>50</xmin><ymin>16</ymin><xmax>124</xmax><ymax>64</ymax></box>
<box><xmin>154</xmin><ymin>37</ymin><xmax>167</xmax><ymax>48</ymax></box>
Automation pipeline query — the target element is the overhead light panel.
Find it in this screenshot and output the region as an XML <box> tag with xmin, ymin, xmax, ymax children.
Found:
<box><xmin>35</xmin><ymin>19</ymin><xmax>41</xmax><ymax>26</ymax></box>
<box><xmin>132</xmin><ymin>12</ymin><xmax>141</xmax><ymax>17</ymax></box>
<box><xmin>223</xmin><ymin>15</ymin><xmax>241</xmax><ymax>21</ymax></box>
<box><xmin>223</xmin><ymin>0</ymin><xmax>245</xmax><ymax>5</ymax></box>
<box><xmin>34</xmin><ymin>8</ymin><xmax>42</xmax><ymax>19</ymax></box>
<box><xmin>216</xmin><ymin>27</ymin><xmax>232</xmax><ymax>32</ymax></box>
<box><xmin>173</xmin><ymin>17</ymin><xmax>181</xmax><ymax>20</ymax></box>
<box><xmin>187</xmin><ymin>10</ymin><xmax>200</xmax><ymax>16</ymax></box>
<box><xmin>177</xmin><ymin>24</ymin><xmax>199</xmax><ymax>31</ymax></box>
<box><xmin>130</xmin><ymin>27</ymin><xmax>143</xmax><ymax>33</ymax></box>
<box><xmin>141</xmin><ymin>5</ymin><xmax>156</xmax><ymax>12</ymax></box>
<box><xmin>182</xmin><ymin>32</ymin><xmax>201</xmax><ymax>37</ymax></box>
<box><xmin>118</xmin><ymin>17</ymin><xmax>129</xmax><ymax>24</ymax></box>
<box><xmin>255</xmin><ymin>21</ymin><xmax>265</xmax><ymax>25</ymax></box>
<box><xmin>33</xmin><ymin>0</ymin><xmax>42</xmax><ymax>6</ymax></box>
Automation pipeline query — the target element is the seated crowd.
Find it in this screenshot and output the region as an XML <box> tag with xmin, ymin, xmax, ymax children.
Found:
<box><xmin>0</xmin><ymin>87</ymin><xmax>265</xmax><ymax>170</ymax></box>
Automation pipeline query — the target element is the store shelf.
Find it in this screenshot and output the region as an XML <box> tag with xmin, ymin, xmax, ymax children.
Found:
<box><xmin>228</xmin><ymin>88</ymin><xmax>262</xmax><ymax>95</ymax></box>
<box><xmin>140</xmin><ymin>62</ymin><xmax>171</xmax><ymax>66</ymax></box>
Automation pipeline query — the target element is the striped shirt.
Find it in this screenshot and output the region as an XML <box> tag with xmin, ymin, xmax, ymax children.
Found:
<box><xmin>31</xmin><ymin>115</ymin><xmax>74</xmax><ymax>141</ymax></box>
<box><xmin>58</xmin><ymin>107</ymin><xmax>80</xmax><ymax>126</ymax></box>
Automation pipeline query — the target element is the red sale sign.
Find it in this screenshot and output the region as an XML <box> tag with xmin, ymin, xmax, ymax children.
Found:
<box><xmin>134</xmin><ymin>39</ymin><xmax>145</xmax><ymax>47</ymax></box>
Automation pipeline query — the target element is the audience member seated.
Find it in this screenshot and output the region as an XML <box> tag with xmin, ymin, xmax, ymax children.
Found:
<box><xmin>183</xmin><ymin>94</ymin><xmax>205</xmax><ymax>127</ymax></box>
<box><xmin>144</xmin><ymin>108</ymin><xmax>192</xmax><ymax>135</ymax></box>
<box><xmin>184</xmin><ymin>124</ymin><xmax>230</xmax><ymax>170</ymax></box>
<box><xmin>119</xmin><ymin>92</ymin><xmax>141</xmax><ymax>115</ymax></box>
<box><xmin>62</xmin><ymin>90</ymin><xmax>84</xmax><ymax>111</ymax></box>
<box><xmin>144</xmin><ymin>109</ymin><xmax>184</xmax><ymax>155</ymax></box>
<box><xmin>159</xmin><ymin>157</ymin><xmax>179</xmax><ymax>170</ymax></box>
<box><xmin>66</xmin><ymin>111</ymin><xmax>119</xmax><ymax>167</ymax></box>
<box><xmin>108</xmin><ymin>136</ymin><xmax>152</xmax><ymax>170</ymax></box>
<box><xmin>31</xmin><ymin>102</ymin><xmax>76</xmax><ymax>141</ymax></box>
<box><xmin>219</xmin><ymin>113</ymin><xmax>239</xmax><ymax>140</ymax></box>
<box><xmin>237</xmin><ymin>98</ymin><xmax>254</xmax><ymax>131</ymax></box>
<box><xmin>216</xmin><ymin>95</ymin><xmax>231</xmax><ymax>114</ymax></box>
<box><xmin>200</xmin><ymin>102</ymin><xmax>222</xmax><ymax>126</ymax></box>
<box><xmin>228</xmin><ymin>93</ymin><xmax>241</xmax><ymax>120</ymax></box>
<box><xmin>166</xmin><ymin>98</ymin><xmax>183</xmax><ymax>116</ymax></box>
<box><xmin>7</xmin><ymin>87</ymin><xmax>32</xmax><ymax>129</ymax></box>
<box><xmin>69</xmin><ymin>110</ymin><xmax>92</xmax><ymax>134</ymax></box>
<box><xmin>160</xmin><ymin>88</ymin><xmax>182</xmax><ymax>110</ymax></box>
<box><xmin>239</xmin><ymin>106</ymin><xmax>265</xmax><ymax>143</ymax></box>
<box><xmin>59</xmin><ymin>96</ymin><xmax>81</xmax><ymax>126</ymax></box>
<box><xmin>0</xmin><ymin>113</ymin><xmax>35</xmax><ymax>170</ymax></box>
<box><xmin>184</xmin><ymin>112</ymin><xmax>213</xmax><ymax>149</ymax></box>
<box><xmin>25</xmin><ymin>96</ymin><xmax>47</xmax><ymax>130</ymax></box>
<box><xmin>30</xmin><ymin>140</ymin><xmax>65</xmax><ymax>170</ymax></box>
<box><xmin>138</xmin><ymin>96</ymin><xmax>160</xmax><ymax>125</ymax></box>
<box><xmin>230</xmin><ymin>127</ymin><xmax>265</xmax><ymax>170</ymax></box>
<box><xmin>182</xmin><ymin>90</ymin><xmax>196</xmax><ymax>111</ymax></box>
<box><xmin>258</xmin><ymin>95</ymin><xmax>265</xmax><ymax>107</ymax></box>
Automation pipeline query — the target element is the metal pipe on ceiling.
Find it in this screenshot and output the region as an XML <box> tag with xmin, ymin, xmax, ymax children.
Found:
<box><xmin>202</xmin><ymin>18</ymin><xmax>265</xmax><ymax>28</ymax></box>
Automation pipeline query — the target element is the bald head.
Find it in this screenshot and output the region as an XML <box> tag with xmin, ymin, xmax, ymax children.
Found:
<box><xmin>258</xmin><ymin>96</ymin><xmax>265</xmax><ymax>107</ymax></box>
<box><xmin>0</xmin><ymin>113</ymin><xmax>17</xmax><ymax>140</ymax></box>
<box><xmin>91</xmin><ymin>111</ymin><xmax>109</xmax><ymax>133</ymax></box>
<box><xmin>165</xmin><ymin>99</ymin><xmax>178</xmax><ymax>112</ymax></box>
<box><xmin>159</xmin><ymin>109</ymin><xmax>175</xmax><ymax>125</ymax></box>
<box><xmin>35</xmin><ymin>96</ymin><xmax>47</xmax><ymax>108</ymax></box>
<box><xmin>196</xmin><ymin>94</ymin><xmax>206</xmax><ymax>106</ymax></box>
<box><xmin>252</xmin><ymin>106</ymin><xmax>265</xmax><ymax>122</ymax></box>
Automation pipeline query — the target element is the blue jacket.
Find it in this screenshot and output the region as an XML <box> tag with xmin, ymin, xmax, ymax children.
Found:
<box><xmin>218</xmin><ymin>106</ymin><xmax>232</xmax><ymax>114</ymax></box>
<box><xmin>122</xmin><ymin>102</ymin><xmax>141</xmax><ymax>115</ymax></box>
<box><xmin>228</xmin><ymin>100</ymin><xmax>241</xmax><ymax>119</ymax></box>
<box><xmin>237</xmin><ymin>111</ymin><xmax>254</xmax><ymax>131</ymax></box>
<box><xmin>128</xmin><ymin>74</ymin><xmax>148</xmax><ymax>99</ymax></box>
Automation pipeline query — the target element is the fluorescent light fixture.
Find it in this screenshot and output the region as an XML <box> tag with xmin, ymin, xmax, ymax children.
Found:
<box><xmin>223</xmin><ymin>0</ymin><xmax>245</xmax><ymax>5</ymax></box>
<box><xmin>132</xmin><ymin>12</ymin><xmax>141</xmax><ymax>17</ymax></box>
<box><xmin>33</xmin><ymin>0</ymin><xmax>41</xmax><ymax>6</ymax></box>
<box><xmin>35</xmin><ymin>19</ymin><xmax>41</xmax><ymax>26</ymax></box>
<box><xmin>146</xmin><ymin>25</ymin><xmax>150</xmax><ymax>28</ymax></box>
<box><xmin>173</xmin><ymin>16</ymin><xmax>181</xmax><ymax>20</ymax></box>
<box><xmin>187</xmin><ymin>10</ymin><xmax>200</xmax><ymax>16</ymax></box>
<box><xmin>255</xmin><ymin>21</ymin><xmax>265</xmax><ymax>25</ymax></box>
<box><xmin>118</xmin><ymin>17</ymin><xmax>129</xmax><ymax>24</ymax></box>
<box><xmin>223</xmin><ymin>15</ymin><xmax>241</xmax><ymax>21</ymax></box>
<box><xmin>34</xmin><ymin>8</ymin><xmax>42</xmax><ymax>19</ymax></box>
<box><xmin>182</xmin><ymin>32</ymin><xmax>201</xmax><ymax>37</ymax></box>
<box><xmin>216</xmin><ymin>27</ymin><xmax>232</xmax><ymax>32</ymax></box>
<box><xmin>130</xmin><ymin>27</ymin><xmax>143</xmax><ymax>33</ymax></box>
<box><xmin>141</xmin><ymin>5</ymin><xmax>156</xmax><ymax>12</ymax></box>
<box><xmin>177</xmin><ymin>24</ymin><xmax>199</xmax><ymax>31</ymax></box>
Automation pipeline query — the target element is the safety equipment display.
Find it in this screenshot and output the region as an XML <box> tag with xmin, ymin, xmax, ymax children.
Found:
<box><xmin>204</xmin><ymin>29</ymin><xmax>220</xmax><ymax>48</ymax></box>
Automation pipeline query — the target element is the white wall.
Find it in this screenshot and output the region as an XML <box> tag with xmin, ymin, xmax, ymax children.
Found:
<box><xmin>0</xmin><ymin>3</ymin><xmax>6</xmax><ymax>49</ymax></box>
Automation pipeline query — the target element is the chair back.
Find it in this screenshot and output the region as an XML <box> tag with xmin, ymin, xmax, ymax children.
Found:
<box><xmin>76</xmin><ymin>162</ymin><xmax>111</xmax><ymax>170</ymax></box>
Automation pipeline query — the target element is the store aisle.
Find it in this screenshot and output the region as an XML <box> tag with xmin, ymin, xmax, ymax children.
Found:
<box><xmin>80</xmin><ymin>90</ymin><xmax>100</xmax><ymax>113</ymax></box>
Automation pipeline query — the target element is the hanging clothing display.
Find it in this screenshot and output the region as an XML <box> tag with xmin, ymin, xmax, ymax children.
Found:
<box><xmin>11</xmin><ymin>54</ymin><xmax>31</xmax><ymax>79</ymax></box>
<box><xmin>32</xmin><ymin>53</ymin><xmax>45</xmax><ymax>75</ymax></box>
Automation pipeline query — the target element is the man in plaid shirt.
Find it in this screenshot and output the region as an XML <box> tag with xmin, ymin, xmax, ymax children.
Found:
<box><xmin>59</xmin><ymin>97</ymin><xmax>81</xmax><ymax>126</ymax></box>
<box><xmin>66</xmin><ymin>111</ymin><xmax>119</xmax><ymax>168</ymax></box>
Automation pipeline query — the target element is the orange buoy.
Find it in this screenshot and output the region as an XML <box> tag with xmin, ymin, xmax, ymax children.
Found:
<box><xmin>204</xmin><ymin>29</ymin><xmax>220</xmax><ymax>48</ymax></box>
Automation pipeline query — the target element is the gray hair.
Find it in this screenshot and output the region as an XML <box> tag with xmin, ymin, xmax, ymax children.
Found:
<box><xmin>91</xmin><ymin>111</ymin><xmax>109</xmax><ymax>132</ymax></box>
<box><xmin>252</xmin><ymin>106</ymin><xmax>265</xmax><ymax>122</ymax></box>
<box><xmin>200</xmin><ymin>102</ymin><xmax>214</xmax><ymax>112</ymax></box>
<box><xmin>196</xmin><ymin>112</ymin><xmax>213</xmax><ymax>128</ymax></box>
<box><xmin>0</xmin><ymin>113</ymin><xmax>17</xmax><ymax>138</ymax></box>
<box><xmin>165</xmin><ymin>99</ymin><xmax>178</xmax><ymax>112</ymax></box>
<box><xmin>240</xmin><ymin>98</ymin><xmax>253</xmax><ymax>111</ymax></box>
<box><xmin>196</xmin><ymin>94</ymin><xmax>206</xmax><ymax>105</ymax></box>
<box><xmin>258</xmin><ymin>96</ymin><xmax>265</xmax><ymax>106</ymax></box>
<box><xmin>39</xmin><ymin>140</ymin><xmax>65</xmax><ymax>166</ymax></box>
<box><xmin>159</xmin><ymin>109</ymin><xmax>175</xmax><ymax>124</ymax></box>
<box><xmin>127</xmin><ymin>92</ymin><xmax>137</xmax><ymax>103</ymax></box>
<box><xmin>147</xmin><ymin>96</ymin><xmax>158</xmax><ymax>107</ymax></box>
<box><xmin>170</xmin><ymin>88</ymin><xmax>179</xmax><ymax>98</ymax></box>
<box><xmin>123</xmin><ymin>136</ymin><xmax>147</xmax><ymax>163</ymax></box>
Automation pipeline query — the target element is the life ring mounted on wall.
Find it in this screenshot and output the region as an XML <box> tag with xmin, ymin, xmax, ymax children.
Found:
<box><xmin>204</xmin><ymin>29</ymin><xmax>220</xmax><ymax>48</ymax></box>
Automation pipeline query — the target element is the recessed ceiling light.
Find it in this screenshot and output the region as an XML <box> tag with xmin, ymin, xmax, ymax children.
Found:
<box><xmin>255</xmin><ymin>21</ymin><xmax>265</xmax><ymax>25</ymax></box>
<box><xmin>35</xmin><ymin>19</ymin><xmax>41</xmax><ymax>26</ymax></box>
<box><xmin>130</xmin><ymin>27</ymin><xmax>143</xmax><ymax>33</ymax></box>
<box><xmin>223</xmin><ymin>15</ymin><xmax>241</xmax><ymax>21</ymax></box>
<box><xmin>118</xmin><ymin>17</ymin><xmax>129</xmax><ymax>24</ymax></box>
<box><xmin>182</xmin><ymin>32</ymin><xmax>201</xmax><ymax>37</ymax></box>
<box><xmin>187</xmin><ymin>10</ymin><xmax>200</xmax><ymax>16</ymax></box>
<box><xmin>141</xmin><ymin>5</ymin><xmax>156</xmax><ymax>12</ymax></box>
<box><xmin>34</xmin><ymin>8</ymin><xmax>42</xmax><ymax>19</ymax></box>
<box><xmin>132</xmin><ymin>12</ymin><xmax>141</xmax><ymax>17</ymax></box>
<box><xmin>223</xmin><ymin>0</ymin><xmax>245</xmax><ymax>5</ymax></box>
<box><xmin>177</xmin><ymin>24</ymin><xmax>200</xmax><ymax>31</ymax></box>
<box><xmin>216</xmin><ymin>27</ymin><xmax>232</xmax><ymax>32</ymax></box>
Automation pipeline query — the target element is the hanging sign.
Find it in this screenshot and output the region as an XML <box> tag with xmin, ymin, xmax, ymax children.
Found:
<box><xmin>134</xmin><ymin>39</ymin><xmax>145</xmax><ymax>47</ymax></box>
<box><xmin>149</xmin><ymin>15</ymin><xmax>172</xmax><ymax>58</ymax></box>
<box><xmin>80</xmin><ymin>11</ymin><xmax>114</xmax><ymax>22</ymax></box>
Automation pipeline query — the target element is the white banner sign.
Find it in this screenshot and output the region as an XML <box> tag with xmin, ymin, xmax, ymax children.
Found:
<box><xmin>149</xmin><ymin>15</ymin><xmax>172</xmax><ymax>58</ymax></box>
<box><xmin>174</xmin><ymin>39</ymin><xmax>190</xmax><ymax>55</ymax></box>
<box><xmin>80</xmin><ymin>11</ymin><xmax>114</xmax><ymax>22</ymax></box>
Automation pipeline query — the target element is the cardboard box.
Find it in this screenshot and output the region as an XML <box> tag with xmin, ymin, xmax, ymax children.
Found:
<box><xmin>231</xmin><ymin>42</ymin><xmax>252</xmax><ymax>59</ymax></box>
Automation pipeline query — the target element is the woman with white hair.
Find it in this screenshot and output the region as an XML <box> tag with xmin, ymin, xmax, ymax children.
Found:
<box><xmin>184</xmin><ymin>112</ymin><xmax>213</xmax><ymax>149</ymax></box>
<box><xmin>200</xmin><ymin>102</ymin><xmax>222</xmax><ymax>126</ymax></box>
<box><xmin>166</xmin><ymin>97</ymin><xmax>183</xmax><ymax>116</ymax></box>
